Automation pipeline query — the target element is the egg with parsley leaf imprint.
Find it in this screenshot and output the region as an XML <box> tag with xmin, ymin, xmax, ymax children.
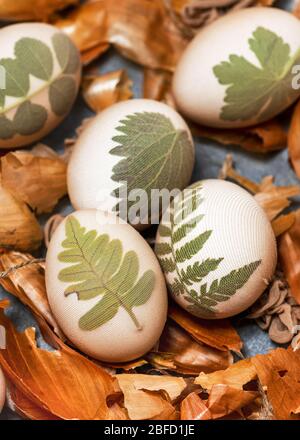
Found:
<box><xmin>0</xmin><ymin>367</ymin><xmax>5</xmax><ymax>413</ymax></box>
<box><xmin>45</xmin><ymin>209</ymin><xmax>168</xmax><ymax>362</ymax></box>
<box><xmin>0</xmin><ymin>23</ymin><xmax>81</xmax><ymax>149</ymax></box>
<box><xmin>173</xmin><ymin>7</ymin><xmax>300</xmax><ymax>128</ymax></box>
<box><xmin>67</xmin><ymin>99</ymin><xmax>195</xmax><ymax>229</ymax></box>
<box><xmin>155</xmin><ymin>180</ymin><xmax>277</xmax><ymax>319</ymax></box>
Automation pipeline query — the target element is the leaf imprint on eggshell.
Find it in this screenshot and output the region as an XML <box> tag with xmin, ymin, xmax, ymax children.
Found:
<box><xmin>0</xmin><ymin>34</ymin><xmax>79</xmax><ymax>140</ymax></box>
<box><xmin>155</xmin><ymin>185</ymin><xmax>261</xmax><ymax>317</ymax></box>
<box><xmin>109</xmin><ymin>112</ymin><xmax>194</xmax><ymax>222</ymax></box>
<box><xmin>57</xmin><ymin>216</ymin><xmax>155</xmax><ymax>331</ymax></box>
<box><xmin>213</xmin><ymin>27</ymin><xmax>300</xmax><ymax>123</ymax></box>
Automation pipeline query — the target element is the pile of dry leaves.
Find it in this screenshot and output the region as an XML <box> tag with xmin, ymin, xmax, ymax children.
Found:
<box><xmin>0</xmin><ymin>0</ymin><xmax>300</xmax><ymax>421</ymax></box>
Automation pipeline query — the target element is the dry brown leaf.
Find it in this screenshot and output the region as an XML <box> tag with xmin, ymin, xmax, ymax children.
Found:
<box><xmin>271</xmin><ymin>213</ymin><xmax>296</xmax><ymax>237</ymax></box>
<box><xmin>168</xmin><ymin>303</ymin><xmax>242</xmax><ymax>353</ymax></box>
<box><xmin>116</xmin><ymin>374</ymin><xmax>186</xmax><ymax>420</ymax></box>
<box><xmin>195</xmin><ymin>358</ymin><xmax>257</xmax><ymax>390</ymax></box>
<box><xmin>251</xmin><ymin>348</ymin><xmax>300</xmax><ymax>420</ymax></box>
<box><xmin>0</xmin><ymin>0</ymin><xmax>78</xmax><ymax>21</ymax></box>
<box><xmin>207</xmin><ymin>384</ymin><xmax>258</xmax><ymax>419</ymax></box>
<box><xmin>0</xmin><ymin>144</ymin><xmax>67</xmax><ymax>214</ymax></box>
<box><xmin>55</xmin><ymin>0</ymin><xmax>109</xmax><ymax>64</ymax></box>
<box><xmin>56</xmin><ymin>0</ymin><xmax>189</xmax><ymax>70</ymax></box>
<box><xmin>0</xmin><ymin>304</ymin><xmax>125</xmax><ymax>420</ymax></box>
<box><xmin>0</xmin><ymin>183</ymin><xmax>42</xmax><ymax>252</ymax></box>
<box><xmin>193</xmin><ymin>119</ymin><xmax>287</xmax><ymax>153</ymax></box>
<box><xmin>158</xmin><ymin>320</ymin><xmax>233</xmax><ymax>375</ymax></box>
<box><xmin>288</xmin><ymin>99</ymin><xmax>300</xmax><ymax>178</ymax></box>
<box><xmin>180</xmin><ymin>392</ymin><xmax>212</xmax><ymax>420</ymax></box>
<box><xmin>143</xmin><ymin>69</ymin><xmax>176</xmax><ymax>107</ymax></box>
<box><xmin>220</xmin><ymin>155</ymin><xmax>300</xmax><ymax>229</ymax></box>
<box><xmin>279</xmin><ymin>209</ymin><xmax>300</xmax><ymax>304</ymax></box>
<box><xmin>0</xmin><ymin>251</ymin><xmax>63</xmax><ymax>343</ymax></box>
<box><xmin>82</xmin><ymin>69</ymin><xmax>133</xmax><ymax>113</ymax></box>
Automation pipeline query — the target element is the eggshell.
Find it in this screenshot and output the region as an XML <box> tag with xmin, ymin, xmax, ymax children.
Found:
<box><xmin>173</xmin><ymin>7</ymin><xmax>300</xmax><ymax>128</ymax></box>
<box><xmin>155</xmin><ymin>179</ymin><xmax>277</xmax><ymax>319</ymax></box>
<box><xmin>67</xmin><ymin>99</ymin><xmax>195</xmax><ymax>229</ymax></box>
<box><xmin>45</xmin><ymin>209</ymin><xmax>168</xmax><ymax>362</ymax></box>
<box><xmin>0</xmin><ymin>367</ymin><xmax>5</xmax><ymax>413</ymax></box>
<box><xmin>0</xmin><ymin>23</ymin><xmax>81</xmax><ymax>149</ymax></box>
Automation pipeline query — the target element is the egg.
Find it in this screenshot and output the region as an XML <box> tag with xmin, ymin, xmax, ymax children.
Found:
<box><xmin>67</xmin><ymin>99</ymin><xmax>195</xmax><ymax>229</ymax></box>
<box><xmin>173</xmin><ymin>7</ymin><xmax>300</xmax><ymax>128</ymax></box>
<box><xmin>0</xmin><ymin>23</ymin><xmax>81</xmax><ymax>149</ymax></box>
<box><xmin>155</xmin><ymin>179</ymin><xmax>277</xmax><ymax>319</ymax></box>
<box><xmin>45</xmin><ymin>209</ymin><xmax>168</xmax><ymax>362</ymax></box>
<box><xmin>0</xmin><ymin>367</ymin><xmax>5</xmax><ymax>413</ymax></box>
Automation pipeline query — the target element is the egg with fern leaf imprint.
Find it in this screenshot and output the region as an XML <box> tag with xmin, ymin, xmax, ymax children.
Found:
<box><xmin>67</xmin><ymin>99</ymin><xmax>195</xmax><ymax>229</ymax></box>
<box><xmin>45</xmin><ymin>209</ymin><xmax>168</xmax><ymax>363</ymax></box>
<box><xmin>0</xmin><ymin>23</ymin><xmax>81</xmax><ymax>149</ymax></box>
<box><xmin>155</xmin><ymin>179</ymin><xmax>277</xmax><ymax>319</ymax></box>
<box><xmin>173</xmin><ymin>7</ymin><xmax>300</xmax><ymax>128</ymax></box>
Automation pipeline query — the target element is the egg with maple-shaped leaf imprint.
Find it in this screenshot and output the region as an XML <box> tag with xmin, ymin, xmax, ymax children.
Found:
<box><xmin>0</xmin><ymin>23</ymin><xmax>81</xmax><ymax>149</ymax></box>
<box><xmin>0</xmin><ymin>367</ymin><xmax>5</xmax><ymax>413</ymax></box>
<box><xmin>67</xmin><ymin>99</ymin><xmax>195</xmax><ymax>229</ymax></box>
<box><xmin>173</xmin><ymin>7</ymin><xmax>300</xmax><ymax>128</ymax></box>
<box><xmin>45</xmin><ymin>209</ymin><xmax>168</xmax><ymax>362</ymax></box>
<box><xmin>155</xmin><ymin>179</ymin><xmax>277</xmax><ymax>319</ymax></box>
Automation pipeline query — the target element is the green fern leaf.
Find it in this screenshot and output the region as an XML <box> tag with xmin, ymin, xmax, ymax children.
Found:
<box><xmin>157</xmin><ymin>256</ymin><xmax>176</xmax><ymax>274</ymax></box>
<box><xmin>158</xmin><ymin>224</ymin><xmax>171</xmax><ymax>237</ymax></box>
<box><xmin>175</xmin><ymin>230</ymin><xmax>212</xmax><ymax>263</ymax></box>
<box><xmin>58</xmin><ymin>216</ymin><xmax>155</xmax><ymax>331</ymax></box>
<box><xmin>155</xmin><ymin>242</ymin><xmax>172</xmax><ymax>256</ymax></box>
<box><xmin>109</xmin><ymin>112</ymin><xmax>194</xmax><ymax>217</ymax></box>
<box><xmin>172</xmin><ymin>214</ymin><xmax>204</xmax><ymax>243</ymax></box>
<box><xmin>180</xmin><ymin>258</ymin><xmax>223</xmax><ymax>285</ymax></box>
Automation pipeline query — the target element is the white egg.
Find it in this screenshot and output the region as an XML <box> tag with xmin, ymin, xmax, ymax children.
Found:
<box><xmin>173</xmin><ymin>7</ymin><xmax>300</xmax><ymax>128</ymax></box>
<box><xmin>67</xmin><ymin>99</ymin><xmax>195</xmax><ymax>229</ymax></box>
<box><xmin>0</xmin><ymin>367</ymin><xmax>5</xmax><ymax>413</ymax></box>
<box><xmin>155</xmin><ymin>179</ymin><xmax>277</xmax><ymax>319</ymax></box>
<box><xmin>0</xmin><ymin>23</ymin><xmax>81</xmax><ymax>149</ymax></box>
<box><xmin>45</xmin><ymin>209</ymin><xmax>168</xmax><ymax>362</ymax></box>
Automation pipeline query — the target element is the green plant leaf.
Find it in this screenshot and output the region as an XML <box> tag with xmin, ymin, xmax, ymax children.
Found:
<box><xmin>110</xmin><ymin>112</ymin><xmax>194</xmax><ymax>218</ymax></box>
<box><xmin>175</xmin><ymin>230</ymin><xmax>212</xmax><ymax>263</ymax></box>
<box><xmin>0</xmin><ymin>58</ymin><xmax>30</xmax><ymax>98</ymax></box>
<box><xmin>155</xmin><ymin>242</ymin><xmax>172</xmax><ymax>256</ymax></box>
<box><xmin>213</xmin><ymin>27</ymin><xmax>300</xmax><ymax>122</ymax></box>
<box><xmin>14</xmin><ymin>37</ymin><xmax>53</xmax><ymax>81</ymax></box>
<box><xmin>58</xmin><ymin>216</ymin><xmax>155</xmax><ymax>331</ymax></box>
<box><xmin>13</xmin><ymin>101</ymin><xmax>48</xmax><ymax>135</ymax></box>
<box><xmin>49</xmin><ymin>76</ymin><xmax>77</xmax><ymax>116</ymax></box>
<box><xmin>0</xmin><ymin>115</ymin><xmax>14</xmax><ymax>139</ymax></box>
<box><xmin>157</xmin><ymin>256</ymin><xmax>176</xmax><ymax>274</ymax></box>
<box><xmin>180</xmin><ymin>258</ymin><xmax>223</xmax><ymax>286</ymax></box>
<box><xmin>52</xmin><ymin>33</ymin><xmax>80</xmax><ymax>74</ymax></box>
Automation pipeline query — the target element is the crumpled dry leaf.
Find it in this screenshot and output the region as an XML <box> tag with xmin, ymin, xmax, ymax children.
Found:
<box><xmin>1</xmin><ymin>144</ymin><xmax>67</xmax><ymax>215</ymax></box>
<box><xmin>251</xmin><ymin>348</ymin><xmax>300</xmax><ymax>420</ymax></box>
<box><xmin>82</xmin><ymin>69</ymin><xmax>133</xmax><ymax>113</ymax></box>
<box><xmin>143</xmin><ymin>69</ymin><xmax>176</xmax><ymax>107</ymax></box>
<box><xmin>176</xmin><ymin>0</ymin><xmax>274</xmax><ymax>36</ymax></box>
<box><xmin>180</xmin><ymin>392</ymin><xmax>212</xmax><ymax>420</ymax></box>
<box><xmin>220</xmin><ymin>155</ymin><xmax>300</xmax><ymax>234</ymax></box>
<box><xmin>55</xmin><ymin>0</ymin><xmax>109</xmax><ymax>64</ymax></box>
<box><xmin>207</xmin><ymin>384</ymin><xmax>259</xmax><ymax>419</ymax></box>
<box><xmin>116</xmin><ymin>374</ymin><xmax>186</xmax><ymax>420</ymax></box>
<box><xmin>0</xmin><ymin>304</ymin><xmax>125</xmax><ymax>420</ymax></box>
<box><xmin>0</xmin><ymin>0</ymin><xmax>78</xmax><ymax>21</ymax></box>
<box><xmin>247</xmin><ymin>277</ymin><xmax>300</xmax><ymax>344</ymax></box>
<box><xmin>287</xmin><ymin>100</ymin><xmax>300</xmax><ymax>178</ymax></box>
<box><xmin>0</xmin><ymin>182</ymin><xmax>42</xmax><ymax>252</ymax></box>
<box><xmin>168</xmin><ymin>303</ymin><xmax>242</xmax><ymax>353</ymax></box>
<box><xmin>157</xmin><ymin>320</ymin><xmax>233</xmax><ymax>375</ymax></box>
<box><xmin>193</xmin><ymin>119</ymin><xmax>287</xmax><ymax>154</ymax></box>
<box><xmin>195</xmin><ymin>358</ymin><xmax>257</xmax><ymax>390</ymax></box>
<box><xmin>56</xmin><ymin>0</ymin><xmax>189</xmax><ymax>69</ymax></box>
<box><xmin>279</xmin><ymin>209</ymin><xmax>300</xmax><ymax>304</ymax></box>
<box><xmin>0</xmin><ymin>251</ymin><xmax>64</xmax><ymax>343</ymax></box>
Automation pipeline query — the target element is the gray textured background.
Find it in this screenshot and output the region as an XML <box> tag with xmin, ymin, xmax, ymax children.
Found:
<box><xmin>0</xmin><ymin>0</ymin><xmax>299</xmax><ymax>420</ymax></box>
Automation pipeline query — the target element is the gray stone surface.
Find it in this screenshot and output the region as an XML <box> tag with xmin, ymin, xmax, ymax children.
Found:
<box><xmin>0</xmin><ymin>3</ymin><xmax>299</xmax><ymax>418</ymax></box>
